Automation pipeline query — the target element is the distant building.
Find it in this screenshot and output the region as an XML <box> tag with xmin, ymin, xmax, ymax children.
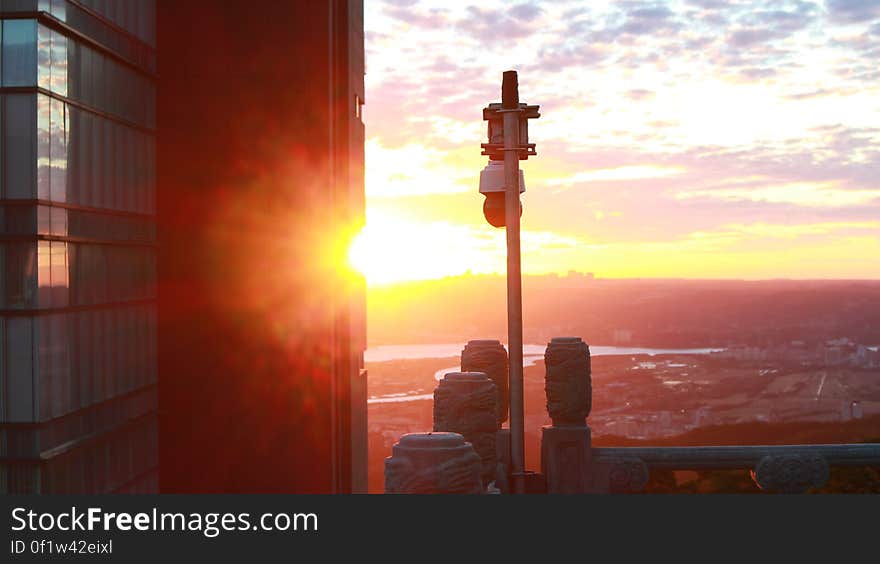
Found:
<box><xmin>612</xmin><ymin>328</ymin><xmax>633</xmax><ymax>344</ymax></box>
<box><xmin>825</xmin><ymin>346</ymin><xmax>842</xmax><ymax>366</ymax></box>
<box><xmin>850</xmin><ymin>401</ymin><xmax>863</xmax><ymax>420</ymax></box>
<box><xmin>854</xmin><ymin>345</ymin><xmax>880</xmax><ymax>368</ymax></box>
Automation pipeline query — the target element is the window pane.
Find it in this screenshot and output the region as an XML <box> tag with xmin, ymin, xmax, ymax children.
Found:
<box><xmin>2</xmin><ymin>20</ymin><xmax>36</xmax><ymax>86</ymax></box>
<box><xmin>50</xmin><ymin>29</ymin><xmax>68</xmax><ymax>97</ymax></box>
<box><xmin>36</xmin><ymin>23</ymin><xmax>50</xmax><ymax>90</ymax></box>
<box><xmin>4</xmin><ymin>95</ymin><xmax>37</xmax><ymax>199</ymax></box>
<box><xmin>51</xmin><ymin>313</ymin><xmax>70</xmax><ymax>417</ymax></box>
<box><xmin>36</xmin><ymin>94</ymin><xmax>51</xmax><ymax>200</ymax></box>
<box><xmin>50</xmin><ymin>0</ymin><xmax>68</xmax><ymax>22</ymax></box>
<box><xmin>37</xmin><ymin>205</ymin><xmax>51</xmax><ymax>235</ymax></box>
<box><xmin>7</xmin><ymin>316</ymin><xmax>35</xmax><ymax>422</ymax></box>
<box><xmin>50</xmin><ymin>241</ymin><xmax>68</xmax><ymax>307</ymax></box>
<box><xmin>51</xmin><ymin>206</ymin><xmax>68</xmax><ymax>237</ymax></box>
<box><xmin>103</xmin><ymin>120</ymin><xmax>114</xmax><ymax>209</ymax></box>
<box><xmin>91</xmin><ymin>111</ymin><xmax>103</xmax><ymax>208</ymax></box>
<box><xmin>4</xmin><ymin>242</ymin><xmax>37</xmax><ymax>308</ymax></box>
<box><xmin>4</xmin><ymin>207</ymin><xmax>36</xmax><ymax>235</ymax></box>
<box><xmin>49</xmin><ymin>97</ymin><xmax>68</xmax><ymax>202</ymax></box>
<box><xmin>36</xmin><ymin>314</ymin><xmax>51</xmax><ymax>419</ymax></box>
<box><xmin>37</xmin><ymin>240</ymin><xmax>51</xmax><ymax>307</ymax></box>
<box><xmin>80</xmin><ymin>110</ymin><xmax>93</xmax><ymax>207</ymax></box>
<box><xmin>77</xmin><ymin>311</ymin><xmax>92</xmax><ymax>406</ymax></box>
<box><xmin>67</xmin><ymin>106</ymin><xmax>80</xmax><ymax>204</ymax></box>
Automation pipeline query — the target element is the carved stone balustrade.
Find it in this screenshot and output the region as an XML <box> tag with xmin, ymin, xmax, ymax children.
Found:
<box><xmin>536</xmin><ymin>335</ymin><xmax>880</xmax><ymax>494</ymax></box>
<box><xmin>461</xmin><ymin>339</ymin><xmax>509</xmax><ymax>427</ymax></box>
<box><xmin>544</xmin><ymin>337</ymin><xmax>591</xmax><ymax>426</ymax></box>
<box><xmin>433</xmin><ymin>372</ymin><xmax>498</xmax><ymax>485</ymax></box>
<box><xmin>593</xmin><ymin>444</ymin><xmax>880</xmax><ymax>493</ymax></box>
<box><xmin>384</xmin><ymin>432</ymin><xmax>483</xmax><ymax>494</ymax></box>
<box><xmin>541</xmin><ymin>337</ymin><xmax>593</xmax><ymax>493</ymax></box>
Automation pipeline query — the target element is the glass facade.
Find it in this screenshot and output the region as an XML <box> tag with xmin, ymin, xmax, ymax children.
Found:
<box><xmin>2</xmin><ymin>20</ymin><xmax>156</xmax><ymax>127</ymax></box>
<box><xmin>0</xmin><ymin>1</ymin><xmax>156</xmax><ymax>492</ymax></box>
<box><xmin>2</xmin><ymin>93</ymin><xmax>156</xmax><ymax>211</ymax></box>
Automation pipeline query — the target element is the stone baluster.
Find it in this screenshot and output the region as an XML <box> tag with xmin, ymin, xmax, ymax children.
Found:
<box><xmin>461</xmin><ymin>339</ymin><xmax>509</xmax><ymax>427</ymax></box>
<box><xmin>384</xmin><ymin>432</ymin><xmax>483</xmax><ymax>494</ymax></box>
<box><xmin>461</xmin><ymin>340</ymin><xmax>510</xmax><ymax>491</ymax></box>
<box><xmin>433</xmin><ymin>372</ymin><xmax>498</xmax><ymax>487</ymax></box>
<box><xmin>541</xmin><ymin>337</ymin><xmax>593</xmax><ymax>493</ymax></box>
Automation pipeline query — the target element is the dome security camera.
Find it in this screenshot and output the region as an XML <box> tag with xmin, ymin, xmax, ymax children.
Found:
<box><xmin>478</xmin><ymin>161</ymin><xmax>525</xmax><ymax>228</ymax></box>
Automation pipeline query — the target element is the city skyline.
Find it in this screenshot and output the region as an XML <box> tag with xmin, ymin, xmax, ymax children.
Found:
<box><xmin>351</xmin><ymin>0</ymin><xmax>880</xmax><ymax>284</ymax></box>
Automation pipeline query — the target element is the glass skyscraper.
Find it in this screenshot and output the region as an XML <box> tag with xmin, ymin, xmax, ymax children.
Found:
<box><xmin>0</xmin><ymin>0</ymin><xmax>157</xmax><ymax>493</ymax></box>
<box><xmin>1</xmin><ymin>0</ymin><xmax>366</xmax><ymax>494</ymax></box>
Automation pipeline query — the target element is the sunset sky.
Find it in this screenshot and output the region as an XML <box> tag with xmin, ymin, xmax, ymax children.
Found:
<box><xmin>352</xmin><ymin>0</ymin><xmax>880</xmax><ymax>284</ymax></box>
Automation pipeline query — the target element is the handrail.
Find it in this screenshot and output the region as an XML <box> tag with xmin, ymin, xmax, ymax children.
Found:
<box><xmin>594</xmin><ymin>443</ymin><xmax>880</xmax><ymax>470</ymax></box>
<box><xmin>591</xmin><ymin>443</ymin><xmax>880</xmax><ymax>493</ymax></box>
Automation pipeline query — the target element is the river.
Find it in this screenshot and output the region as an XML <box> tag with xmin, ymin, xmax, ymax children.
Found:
<box><xmin>367</xmin><ymin>343</ymin><xmax>721</xmax><ymax>404</ymax></box>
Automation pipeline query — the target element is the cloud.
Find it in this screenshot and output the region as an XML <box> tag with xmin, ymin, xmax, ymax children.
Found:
<box><xmin>625</xmin><ymin>88</ymin><xmax>655</xmax><ymax>101</ymax></box>
<box><xmin>510</xmin><ymin>2</ymin><xmax>543</xmax><ymax>22</ymax></box>
<box><xmin>619</xmin><ymin>3</ymin><xmax>680</xmax><ymax>35</ymax></box>
<box><xmin>546</xmin><ymin>165</ymin><xmax>686</xmax><ymax>188</ymax></box>
<box><xmin>455</xmin><ymin>5</ymin><xmax>543</xmax><ymax>42</ymax></box>
<box><xmin>826</xmin><ymin>0</ymin><xmax>880</xmax><ymax>24</ymax></box>
<box><xmin>363</xmin><ymin>0</ymin><xmax>880</xmax><ymax>278</ymax></box>
<box><xmin>676</xmin><ymin>182</ymin><xmax>880</xmax><ymax>208</ymax></box>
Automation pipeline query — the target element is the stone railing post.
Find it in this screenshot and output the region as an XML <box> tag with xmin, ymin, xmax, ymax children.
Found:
<box><xmin>461</xmin><ymin>339</ymin><xmax>509</xmax><ymax>426</ymax></box>
<box><xmin>461</xmin><ymin>339</ymin><xmax>511</xmax><ymax>492</ymax></box>
<box><xmin>433</xmin><ymin>372</ymin><xmax>498</xmax><ymax>488</ymax></box>
<box><xmin>384</xmin><ymin>432</ymin><xmax>483</xmax><ymax>494</ymax></box>
<box><xmin>541</xmin><ymin>337</ymin><xmax>593</xmax><ymax>493</ymax></box>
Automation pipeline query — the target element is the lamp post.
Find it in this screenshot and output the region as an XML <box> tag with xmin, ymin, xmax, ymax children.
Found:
<box><xmin>479</xmin><ymin>71</ymin><xmax>540</xmax><ymax>494</ymax></box>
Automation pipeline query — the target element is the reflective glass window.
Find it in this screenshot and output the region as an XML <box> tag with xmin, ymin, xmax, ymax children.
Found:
<box><xmin>79</xmin><ymin>110</ymin><xmax>93</xmax><ymax>207</ymax></box>
<box><xmin>34</xmin><ymin>240</ymin><xmax>69</xmax><ymax>308</ymax></box>
<box><xmin>50</xmin><ymin>241</ymin><xmax>68</xmax><ymax>307</ymax></box>
<box><xmin>4</xmin><ymin>94</ymin><xmax>37</xmax><ymax>199</ymax></box>
<box><xmin>67</xmin><ymin>106</ymin><xmax>80</xmax><ymax>204</ymax></box>
<box><xmin>50</xmin><ymin>29</ymin><xmax>68</xmax><ymax>97</ymax></box>
<box><xmin>76</xmin><ymin>311</ymin><xmax>92</xmax><ymax>406</ymax></box>
<box><xmin>103</xmin><ymin>119</ymin><xmax>113</xmax><ymax>209</ymax></box>
<box><xmin>37</xmin><ymin>94</ymin><xmax>51</xmax><ymax>200</ymax></box>
<box><xmin>37</xmin><ymin>240</ymin><xmax>51</xmax><ymax>306</ymax></box>
<box><xmin>48</xmin><ymin>313</ymin><xmax>70</xmax><ymax>417</ymax></box>
<box><xmin>37</xmin><ymin>205</ymin><xmax>68</xmax><ymax>237</ymax></box>
<box><xmin>2</xmin><ymin>20</ymin><xmax>36</xmax><ymax>86</ymax></box>
<box><xmin>6</xmin><ymin>316</ymin><xmax>35</xmax><ymax>422</ymax></box>
<box><xmin>37</xmin><ymin>205</ymin><xmax>52</xmax><ymax>235</ymax></box>
<box><xmin>36</xmin><ymin>314</ymin><xmax>51</xmax><ymax>419</ymax></box>
<box><xmin>4</xmin><ymin>242</ymin><xmax>37</xmax><ymax>308</ymax></box>
<box><xmin>51</xmin><ymin>206</ymin><xmax>68</xmax><ymax>237</ymax></box>
<box><xmin>50</xmin><ymin>0</ymin><xmax>68</xmax><ymax>22</ymax></box>
<box><xmin>91</xmin><ymin>110</ymin><xmax>103</xmax><ymax>208</ymax></box>
<box><xmin>36</xmin><ymin>23</ymin><xmax>50</xmax><ymax>89</ymax></box>
<box><xmin>49</xmin><ymin>96</ymin><xmax>68</xmax><ymax>202</ymax></box>
<box><xmin>3</xmin><ymin>206</ymin><xmax>36</xmax><ymax>234</ymax></box>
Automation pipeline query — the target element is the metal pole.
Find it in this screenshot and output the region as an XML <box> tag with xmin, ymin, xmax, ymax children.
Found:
<box><xmin>501</xmin><ymin>70</ymin><xmax>525</xmax><ymax>494</ymax></box>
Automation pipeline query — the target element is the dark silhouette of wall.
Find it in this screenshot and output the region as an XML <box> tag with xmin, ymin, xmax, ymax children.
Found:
<box><xmin>157</xmin><ymin>0</ymin><xmax>365</xmax><ymax>493</ymax></box>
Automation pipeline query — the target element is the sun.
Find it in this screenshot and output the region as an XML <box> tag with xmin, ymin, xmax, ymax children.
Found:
<box><xmin>347</xmin><ymin>220</ymin><xmax>443</xmax><ymax>286</ymax></box>
<box><xmin>346</xmin><ymin>211</ymin><xmax>507</xmax><ymax>286</ymax></box>
<box><xmin>347</xmin><ymin>229</ymin><xmax>372</xmax><ymax>280</ymax></box>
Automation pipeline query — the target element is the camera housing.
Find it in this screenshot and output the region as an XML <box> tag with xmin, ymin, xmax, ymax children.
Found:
<box><xmin>478</xmin><ymin>160</ymin><xmax>525</xmax><ymax>228</ymax></box>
